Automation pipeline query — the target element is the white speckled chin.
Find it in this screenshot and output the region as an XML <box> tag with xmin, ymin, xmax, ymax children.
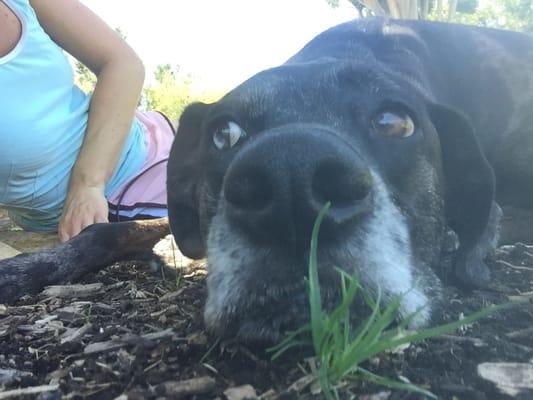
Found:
<box><xmin>343</xmin><ymin>172</ymin><xmax>432</xmax><ymax>327</ymax></box>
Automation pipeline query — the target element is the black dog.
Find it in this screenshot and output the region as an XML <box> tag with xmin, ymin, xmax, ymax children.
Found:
<box><xmin>167</xmin><ymin>18</ymin><xmax>533</xmax><ymax>341</ymax></box>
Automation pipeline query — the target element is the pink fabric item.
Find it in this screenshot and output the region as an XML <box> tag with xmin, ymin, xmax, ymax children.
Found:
<box><xmin>107</xmin><ymin>111</ymin><xmax>174</xmax><ymax>221</ymax></box>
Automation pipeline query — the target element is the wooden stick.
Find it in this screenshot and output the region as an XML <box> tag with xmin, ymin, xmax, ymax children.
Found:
<box><xmin>156</xmin><ymin>377</ymin><xmax>216</xmax><ymax>398</ymax></box>
<box><xmin>42</xmin><ymin>283</ymin><xmax>103</xmax><ymax>298</ymax></box>
<box><xmin>0</xmin><ymin>384</ymin><xmax>59</xmax><ymax>399</ymax></box>
<box><xmin>84</xmin><ymin>328</ymin><xmax>176</xmax><ymax>354</ymax></box>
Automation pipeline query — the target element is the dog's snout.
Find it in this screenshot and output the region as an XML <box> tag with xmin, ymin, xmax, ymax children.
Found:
<box><xmin>312</xmin><ymin>159</ymin><xmax>372</xmax><ymax>210</ymax></box>
<box><xmin>223</xmin><ymin>127</ymin><xmax>373</xmax><ymax>246</ymax></box>
<box><xmin>224</xmin><ymin>167</ymin><xmax>273</xmax><ymax>211</ymax></box>
<box><xmin>311</xmin><ymin>158</ymin><xmax>374</xmax><ymax>229</ymax></box>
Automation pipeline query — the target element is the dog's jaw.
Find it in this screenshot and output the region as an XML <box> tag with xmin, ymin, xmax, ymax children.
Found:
<box><xmin>204</xmin><ymin>171</ymin><xmax>441</xmax><ymax>342</ymax></box>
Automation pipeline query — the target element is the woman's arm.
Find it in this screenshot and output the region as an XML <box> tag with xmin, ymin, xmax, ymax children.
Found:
<box><xmin>30</xmin><ymin>0</ymin><xmax>145</xmax><ymax>242</ymax></box>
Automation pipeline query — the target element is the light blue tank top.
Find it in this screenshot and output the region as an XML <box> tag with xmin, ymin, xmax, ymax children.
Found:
<box><xmin>0</xmin><ymin>0</ymin><xmax>147</xmax><ymax>231</ymax></box>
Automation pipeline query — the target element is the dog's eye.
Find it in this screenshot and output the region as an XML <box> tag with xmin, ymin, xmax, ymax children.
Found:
<box><xmin>372</xmin><ymin>112</ymin><xmax>415</xmax><ymax>138</ymax></box>
<box><xmin>213</xmin><ymin>121</ymin><xmax>246</xmax><ymax>150</ymax></box>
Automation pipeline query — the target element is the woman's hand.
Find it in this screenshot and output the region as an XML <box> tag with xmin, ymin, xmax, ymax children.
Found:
<box><xmin>58</xmin><ymin>184</ymin><xmax>109</xmax><ymax>242</ymax></box>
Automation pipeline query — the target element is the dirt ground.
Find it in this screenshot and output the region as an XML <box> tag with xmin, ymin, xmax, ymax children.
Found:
<box><xmin>1</xmin><ymin>210</ymin><xmax>533</xmax><ymax>400</ymax></box>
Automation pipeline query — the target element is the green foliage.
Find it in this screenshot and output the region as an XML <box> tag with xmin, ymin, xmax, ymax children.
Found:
<box><xmin>142</xmin><ymin>64</ymin><xmax>223</xmax><ymax>121</ymax></box>
<box><xmin>74</xmin><ymin>58</ymin><xmax>223</xmax><ymax>121</ymax></box>
<box><xmin>270</xmin><ymin>203</ymin><xmax>512</xmax><ymax>399</ymax></box>
<box><xmin>327</xmin><ymin>0</ymin><xmax>533</xmax><ymax>31</ymax></box>
<box><xmin>142</xmin><ymin>64</ymin><xmax>192</xmax><ymax>121</ymax></box>
<box><xmin>74</xmin><ymin>61</ymin><xmax>96</xmax><ymax>94</ymax></box>
<box><xmin>326</xmin><ymin>0</ymin><xmax>359</xmax><ymax>7</ymax></box>
<box><xmin>448</xmin><ymin>0</ymin><xmax>533</xmax><ymax>31</ymax></box>
<box><xmin>456</xmin><ymin>0</ymin><xmax>479</xmax><ymax>14</ymax></box>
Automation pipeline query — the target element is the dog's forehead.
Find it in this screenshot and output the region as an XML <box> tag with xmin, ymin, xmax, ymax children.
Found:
<box><xmin>231</xmin><ymin>60</ymin><xmax>391</xmax><ymax>100</ymax></box>
<box><xmin>212</xmin><ymin>60</ymin><xmax>412</xmax><ymax>123</ymax></box>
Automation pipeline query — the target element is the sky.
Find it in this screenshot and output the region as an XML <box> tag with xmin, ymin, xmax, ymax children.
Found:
<box><xmin>80</xmin><ymin>0</ymin><xmax>358</xmax><ymax>91</ymax></box>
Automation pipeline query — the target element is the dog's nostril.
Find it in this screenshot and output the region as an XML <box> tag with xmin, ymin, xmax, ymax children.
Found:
<box><xmin>312</xmin><ymin>161</ymin><xmax>372</xmax><ymax>207</ymax></box>
<box><xmin>225</xmin><ymin>168</ymin><xmax>272</xmax><ymax>210</ymax></box>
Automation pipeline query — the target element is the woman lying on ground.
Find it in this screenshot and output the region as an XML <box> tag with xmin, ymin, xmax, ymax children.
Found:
<box><xmin>0</xmin><ymin>0</ymin><xmax>174</xmax><ymax>242</ymax></box>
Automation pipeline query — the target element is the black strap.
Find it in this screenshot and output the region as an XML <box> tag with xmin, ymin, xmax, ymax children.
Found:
<box><xmin>113</xmin><ymin>158</ymin><xmax>168</xmax><ymax>222</ymax></box>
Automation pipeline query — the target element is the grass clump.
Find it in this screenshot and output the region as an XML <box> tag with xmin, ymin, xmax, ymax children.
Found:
<box><xmin>269</xmin><ymin>202</ymin><xmax>509</xmax><ymax>399</ymax></box>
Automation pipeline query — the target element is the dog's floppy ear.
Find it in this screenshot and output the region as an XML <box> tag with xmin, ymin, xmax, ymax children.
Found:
<box><xmin>429</xmin><ymin>104</ymin><xmax>496</xmax><ymax>287</ymax></box>
<box><xmin>167</xmin><ymin>102</ymin><xmax>210</xmax><ymax>259</ymax></box>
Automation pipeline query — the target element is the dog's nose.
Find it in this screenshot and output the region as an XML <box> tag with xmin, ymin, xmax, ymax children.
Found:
<box><xmin>223</xmin><ymin>126</ymin><xmax>373</xmax><ymax>247</ymax></box>
<box><xmin>311</xmin><ymin>159</ymin><xmax>372</xmax><ymax>219</ymax></box>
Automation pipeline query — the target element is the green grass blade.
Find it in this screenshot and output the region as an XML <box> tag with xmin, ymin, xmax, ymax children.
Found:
<box><xmin>358</xmin><ymin>367</ymin><xmax>437</xmax><ymax>399</ymax></box>
<box><xmin>361</xmin><ymin>302</ymin><xmax>514</xmax><ymax>361</ymax></box>
<box><xmin>309</xmin><ymin>202</ymin><xmax>331</xmax><ymax>353</ymax></box>
<box><xmin>340</xmin><ymin>273</ymin><xmax>351</xmax><ymax>350</ymax></box>
<box><xmin>269</xmin><ymin>340</ymin><xmax>311</xmax><ymax>360</ymax></box>
<box><xmin>267</xmin><ymin>324</ymin><xmax>311</xmax><ymax>358</ymax></box>
<box><xmin>346</xmin><ymin>295</ymin><xmax>403</xmax><ymax>366</ymax></box>
<box><xmin>333</xmin><ymin>286</ymin><xmax>385</xmax><ymax>364</ymax></box>
<box><xmin>335</xmin><ymin>294</ymin><xmax>408</xmax><ymax>377</ymax></box>
<box><xmin>320</xmin><ymin>274</ymin><xmax>360</xmax><ymax>340</ymax></box>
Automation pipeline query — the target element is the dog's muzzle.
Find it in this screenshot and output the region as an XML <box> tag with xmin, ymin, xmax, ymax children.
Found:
<box><xmin>222</xmin><ymin>125</ymin><xmax>373</xmax><ymax>248</ymax></box>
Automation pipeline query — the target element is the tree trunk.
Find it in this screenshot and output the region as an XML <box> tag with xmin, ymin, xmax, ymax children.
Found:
<box><xmin>448</xmin><ymin>0</ymin><xmax>458</xmax><ymax>20</ymax></box>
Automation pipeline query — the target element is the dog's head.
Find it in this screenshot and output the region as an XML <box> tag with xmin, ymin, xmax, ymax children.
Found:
<box><xmin>167</xmin><ymin>24</ymin><xmax>495</xmax><ymax>342</ymax></box>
